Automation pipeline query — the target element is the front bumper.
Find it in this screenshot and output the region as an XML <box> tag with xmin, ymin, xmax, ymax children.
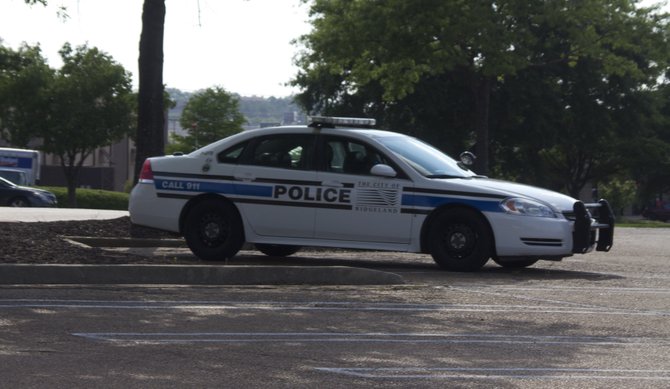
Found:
<box><xmin>572</xmin><ymin>200</ymin><xmax>615</xmax><ymax>253</ymax></box>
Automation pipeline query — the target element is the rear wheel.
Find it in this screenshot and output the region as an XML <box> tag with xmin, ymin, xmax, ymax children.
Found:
<box><xmin>183</xmin><ymin>199</ymin><xmax>244</xmax><ymax>261</ymax></box>
<box><xmin>255</xmin><ymin>244</ymin><xmax>301</xmax><ymax>257</ymax></box>
<box><xmin>427</xmin><ymin>208</ymin><xmax>492</xmax><ymax>271</ymax></box>
<box><xmin>493</xmin><ymin>257</ymin><xmax>539</xmax><ymax>269</ymax></box>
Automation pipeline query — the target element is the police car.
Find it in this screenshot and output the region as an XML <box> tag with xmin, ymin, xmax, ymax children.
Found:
<box><xmin>129</xmin><ymin>116</ymin><xmax>614</xmax><ymax>271</ymax></box>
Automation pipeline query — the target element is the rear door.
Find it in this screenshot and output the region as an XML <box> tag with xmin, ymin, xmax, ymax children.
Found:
<box><xmin>229</xmin><ymin>133</ymin><xmax>318</xmax><ymax>238</ymax></box>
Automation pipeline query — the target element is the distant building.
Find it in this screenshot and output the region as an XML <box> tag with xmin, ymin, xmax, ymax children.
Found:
<box><xmin>38</xmin><ymin>136</ymin><xmax>135</xmax><ymax>192</ymax></box>
<box><xmin>283</xmin><ymin>111</ymin><xmax>306</xmax><ymax>125</ymax></box>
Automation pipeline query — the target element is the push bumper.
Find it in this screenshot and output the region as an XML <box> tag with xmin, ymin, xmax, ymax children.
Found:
<box><xmin>572</xmin><ymin>200</ymin><xmax>615</xmax><ymax>254</ymax></box>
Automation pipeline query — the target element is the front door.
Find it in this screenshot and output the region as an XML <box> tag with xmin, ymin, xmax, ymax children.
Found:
<box><xmin>314</xmin><ymin>136</ymin><xmax>413</xmax><ymax>243</ymax></box>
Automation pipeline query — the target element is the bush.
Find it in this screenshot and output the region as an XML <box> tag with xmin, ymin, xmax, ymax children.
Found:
<box><xmin>598</xmin><ymin>179</ymin><xmax>637</xmax><ymax>216</ymax></box>
<box><xmin>38</xmin><ymin>187</ymin><xmax>129</xmax><ymax>210</ymax></box>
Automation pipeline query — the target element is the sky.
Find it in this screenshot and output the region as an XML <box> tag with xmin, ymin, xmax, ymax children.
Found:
<box><xmin>0</xmin><ymin>0</ymin><xmax>312</xmax><ymax>97</ymax></box>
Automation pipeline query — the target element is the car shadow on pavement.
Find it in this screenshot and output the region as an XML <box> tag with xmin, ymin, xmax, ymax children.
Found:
<box><xmin>224</xmin><ymin>251</ymin><xmax>625</xmax><ymax>282</ymax></box>
<box><xmin>116</xmin><ymin>247</ymin><xmax>624</xmax><ymax>282</ymax></box>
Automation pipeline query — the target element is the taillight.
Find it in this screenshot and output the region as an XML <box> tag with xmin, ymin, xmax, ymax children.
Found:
<box><xmin>139</xmin><ymin>159</ymin><xmax>154</xmax><ymax>183</ymax></box>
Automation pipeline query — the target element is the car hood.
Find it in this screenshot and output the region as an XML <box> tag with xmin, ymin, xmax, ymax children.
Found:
<box><xmin>16</xmin><ymin>186</ymin><xmax>52</xmax><ymax>196</ymax></box>
<box><xmin>450</xmin><ymin>177</ymin><xmax>577</xmax><ymax>212</ymax></box>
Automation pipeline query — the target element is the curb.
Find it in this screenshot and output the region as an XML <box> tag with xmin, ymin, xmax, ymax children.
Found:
<box><xmin>0</xmin><ymin>264</ymin><xmax>406</xmax><ymax>286</ymax></box>
<box><xmin>63</xmin><ymin>236</ymin><xmax>186</xmax><ymax>248</ymax></box>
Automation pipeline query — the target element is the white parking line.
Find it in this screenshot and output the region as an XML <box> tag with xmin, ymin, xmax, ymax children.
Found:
<box><xmin>1</xmin><ymin>299</ymin><xmax>668</xmax><ymax>316</ymax></box>
<box><xmin>70</xmin><ymin>332</ymin><xmax>670</xmax><ymax>346</ymax></box>
<box><xmin>314</xmin><ymin>367</ymin><xmax>670</xmax><ymax>381</ymax></box>
<box><xmin>452</xmin><ymin>285</ymin><xmax>670</xmax><ymax>294</ymax></box>
<box><xmin>448</xmin><ymin>286</ymin><xmax>670</xmax><ymax>315</ymax></box>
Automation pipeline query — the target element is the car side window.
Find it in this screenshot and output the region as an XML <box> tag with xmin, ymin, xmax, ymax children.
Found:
<box><xmin>217</xmin><ymin>142</ymin><xmax>248</xmax><ymax>164</ymax></box>
<box><xmin>246</xmin><ymin>134</ymin><xmax>314</xmax><ymax>170</ymax></box>
<box><xmin>322</xmin><ymin>136</ymin><xmax>389</xmax><ymax>175</ymax></box>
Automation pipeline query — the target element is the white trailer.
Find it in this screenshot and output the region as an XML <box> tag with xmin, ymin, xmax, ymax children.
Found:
<box><xmin>0</xmin><ymin>147</ymin><xmax>41</xmax><ymax>185</ymax></box>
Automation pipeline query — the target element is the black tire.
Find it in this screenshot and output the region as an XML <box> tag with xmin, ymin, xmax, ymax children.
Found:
<box><xmin>427</xmin><ymin>208</ymin><xmax>492</xmax><ymax>271</ymax></box>
<box><xmin>255</xmin><ymin>244</ymin><xmax>301</xmax><ymax>257</ymax></box>
<box><xmin>183</xmin><ymin>199</ymin><xmax>244</xmax><ymax>261</ymax></box>
<box><xmin>493</xmin><ymin>257</ymin><xmax>539</xmax><ymax>269</ymax></box>
<box><xmin>8</xmin><ymin>197</ymin><xmax>30</xmax><ymax>207</ymax></box>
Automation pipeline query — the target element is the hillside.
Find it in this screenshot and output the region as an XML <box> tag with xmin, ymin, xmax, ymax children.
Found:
<box><xmin>166</xmin><ymin>88</ymin><xmax>306</xmax><ymax>136</ymax></box>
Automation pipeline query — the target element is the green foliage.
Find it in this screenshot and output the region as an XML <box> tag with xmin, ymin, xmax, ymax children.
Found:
<box><xmin>599</xmin><ymin>179</ymin><xmax>638</xmax><ymax>216</ymax></box>
<box><xmin>42</xmin><ymin>43</ymin><xmax>134</xmax><ymax>158</ymax></box>
<box><xmin>293</xmin><ymin>0</ymin><xmax>670</xmax><ymax>197</ymax></box>
<box><xmin>170</xmin><ymin>86</ymin><xmax>245</xmax><ymax>153</ymax></box>
<box><xmin>22</xmin><ymin>0</ymin><xmax>69</xmax><ymax>20</ymax></box>
<box><xmin>39</xmin><ymin>43</ymin><xmax>134</xmax><ymax>206</ymax></box>
<box><xmin>1</xmin><ymin>41</ymin><xmax>135</xmax><ymax>207</ymax></box>
<box><xmin>0</xmin><ymin>44</ymin><xmax>53</xmax><ymax>147</ymax></box>
<box><xmin>39</xmin><ymin>186</ymin><xmax>129</xmax><ymax>210</ymax></box>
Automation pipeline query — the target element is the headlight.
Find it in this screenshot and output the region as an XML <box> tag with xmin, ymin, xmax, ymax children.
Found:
<box><xmin>500</xmin><ymin>197</ymin><xmax>557</xmax><ymax>218</ymax></box>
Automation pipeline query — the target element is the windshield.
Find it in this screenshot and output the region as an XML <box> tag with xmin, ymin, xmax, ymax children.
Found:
<box><xmin>377</xmin><ymin>135</ymin><xmax>476</xmax><ymax>178</ymax></box>
<box><xmin>0</xmin><ymin>176</ymin><xmax>17</xmax><ymax>188</ymax></box>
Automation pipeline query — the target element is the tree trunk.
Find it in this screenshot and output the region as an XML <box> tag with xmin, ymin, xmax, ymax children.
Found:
<box><xmin>472</xmin><ymin>77</ymin><xmax>492</xmax><ymax>176</ymax></box>
<box><xmin>134</xmin><ymin>0</ymin><xmax>166</xmax><ymax>183</ymax></box>
<box><xmin>61</xmin><ymin>156</ymin><xmax>81</xmax><ymax>208</ymax></box>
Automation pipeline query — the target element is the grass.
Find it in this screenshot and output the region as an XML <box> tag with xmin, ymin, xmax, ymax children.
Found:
<box><xmin>38</xmin><ymin>186</ymin><xmax>129</xmax><ymax>210</ymax></box>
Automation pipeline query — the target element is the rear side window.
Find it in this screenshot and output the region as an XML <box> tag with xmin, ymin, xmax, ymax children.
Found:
<box><xmin>246</xmin><ymin>134</ymin><xmax>315</xmax><ymax>170</ymax></box>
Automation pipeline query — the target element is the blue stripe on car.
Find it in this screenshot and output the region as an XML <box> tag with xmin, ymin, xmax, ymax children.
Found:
<box><xmin>154</xmin><ymin>179</ymin><xmax>272</xmax><ymax>197</ymax></box>
<box><xmin>402</xmin><ymin>193</ymin><xmax>501</xmax><ymax>213</ymax></box>
<box><xmin>154</xmin><ymin>178</ymin><xmax>502</xmax><ymax>213</ymax></box>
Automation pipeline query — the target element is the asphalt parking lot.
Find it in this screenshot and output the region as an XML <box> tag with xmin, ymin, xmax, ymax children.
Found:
<box><xmin>0</xmin><ymin>227</ymin><xmax>668</xmax><ymax>388</ymax></box>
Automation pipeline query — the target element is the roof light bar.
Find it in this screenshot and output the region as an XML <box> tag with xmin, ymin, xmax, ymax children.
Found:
<box><xmin>308</xmin><ymin>116</ymin><xmax>376</xmax><ymax>128</ymax></box>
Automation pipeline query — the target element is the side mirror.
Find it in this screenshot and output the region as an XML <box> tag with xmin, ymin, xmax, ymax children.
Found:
<box><xmin>370</xmin><ymin>164</ymin><xmax>397</xmax><ymax>178</ymax></box>
<box><xmin>459</xmin><ymin>151</ymin><xmax>476</xmax><ymax>166</ymax></box>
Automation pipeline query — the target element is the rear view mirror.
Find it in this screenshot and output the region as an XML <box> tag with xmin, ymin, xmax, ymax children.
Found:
<box><xmin>459</xmin><ymin>151</ymin><xmax>476</xmax><ymax>166</ymax></box>
<box><xmin>370</xmin><ymin>164</ymin><xmax>397</xmax><ymax>178</ymax></box>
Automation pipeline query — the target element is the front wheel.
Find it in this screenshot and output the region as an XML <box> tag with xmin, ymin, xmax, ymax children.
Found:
<box><xmin>427</xmin><ymin>208</ymin><xmax>492</xmax><ymax>271</ymax></box>
<box><xmin>255</xmin><ymin>244</ymin><xmax>301</xmax><ymax>257</ymax></box>
<box><xmin>8</xmin><ymin>197</ymin><xmax>30</xmax><ymax>207</ymax></box>
<box><xmin>183</xmin><ymin>199</ymin><xmax>244</xmax><ymax>261</ymax></box>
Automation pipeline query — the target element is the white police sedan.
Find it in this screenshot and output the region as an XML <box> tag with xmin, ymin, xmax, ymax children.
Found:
<box><xmin>129</xmin><ymin>116</ymin><xmax>614</xmax><ymax>271</ymax></box>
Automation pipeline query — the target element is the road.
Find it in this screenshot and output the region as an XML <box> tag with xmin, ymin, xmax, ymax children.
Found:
<box><xmin>0</xmin><ymin>227</ymin><xmax>668</xmax><ymax>388</ymax></box>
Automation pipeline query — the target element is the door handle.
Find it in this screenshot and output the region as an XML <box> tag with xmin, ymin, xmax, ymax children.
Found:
<box><xmin>321</xmin><ymin>180</ymin><xmax>344</xmax><ymax>188</ymax></box>
<box><xmin>234</xmin><ymin>172</ymin><xmax>255</xmax><ymax>181</ymax></box>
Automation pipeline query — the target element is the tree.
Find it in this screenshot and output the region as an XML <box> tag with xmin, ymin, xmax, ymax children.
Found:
<box><xmin>626</xmin><ymin>84</ymin><xmax>670</xmax><ymax>206</ymax></box>
<box><xmin>293</xmin><ymin>0</ymin><xmax>670</xmax><ymax>176</ymax></box>
<box><xmin>134</xmin><ymin>0</ymin><xmax>166</xmax><ymax>183</ymax></box>
<box><xmin>168</xmin><ymin>87</ymin><xmax>245</xmax><ymax>153</ymax></box>
<box><xmin>599</xmin><ymin>178</ymin><xmax>637</xmax><ymax>216</ymax></box>
<box><xmin>41</xmin><ymin>43</ymin><xmax>134</xmax><ymax>206</ymax></box>
<box><xmin>491</xmin><ymin>3</ymin><xmax>670</xmax><ymax>197</ymax></box>
<box><xmin>22</xmin><ymin>0</ymin><xmax>68</xmax><ymax>20</ymax></box>
<box><xmin>0</xmin><ymin>43</ymin><xmax>53</xmax><ymax>147</ymax></box>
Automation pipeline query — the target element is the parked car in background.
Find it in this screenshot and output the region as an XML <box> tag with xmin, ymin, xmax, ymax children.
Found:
<box><xmin>642</xmin><ymin>203</ymin><xmax>670</xmax><ymax>222</ymax></box>
<box><xmin>0</xmin><ymin>176</ymin><xmax>57</xmax><ymax>207</ymax></box>
<box><xmin>0</xmin><ymin>168</ymin><xmax>30</xmax><ymax>186</ymax></box>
